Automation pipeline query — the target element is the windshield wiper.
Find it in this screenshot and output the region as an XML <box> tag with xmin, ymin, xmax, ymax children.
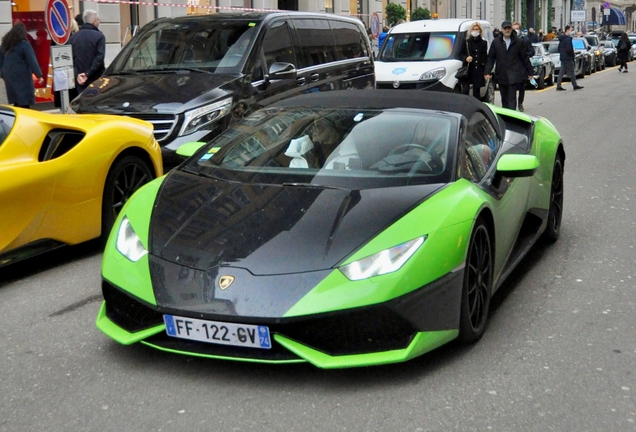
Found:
<box><xmin>140</xmin><ymin>66</ymin><xmax>213</xmax><ymax>74</ymax></box>
<box><xmin>283</xmin><ymin>182</ymin><xmax>350</xmax><ymax>191</ymax></box>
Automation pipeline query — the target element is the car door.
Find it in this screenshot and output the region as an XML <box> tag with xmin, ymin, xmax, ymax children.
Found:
<box><xmin>246</xmin><ymin>19</ymin><xmax>304</xmax><ymax>114</ymax></box>
<box><xmin>459</xmin><ymin>112</ymin><xmax>532</xmax><ymax>276</ymax></box>
<box><xmin>0</xmin><ymin>114</ymin><xmax>56</xmax><ymax>254</ymax></box>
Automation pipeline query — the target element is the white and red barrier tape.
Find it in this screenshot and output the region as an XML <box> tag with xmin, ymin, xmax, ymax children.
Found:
<box><xmin>79</xmin><ymin>0</ymin><xmax>370</xmax><ymax>16</ymax></box>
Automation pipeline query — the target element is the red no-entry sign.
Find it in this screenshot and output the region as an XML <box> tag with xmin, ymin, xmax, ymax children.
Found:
<box><xmin>45</xmin><ymin>0</ymin><xmax>72</xmax><ymax>45</ymax></box>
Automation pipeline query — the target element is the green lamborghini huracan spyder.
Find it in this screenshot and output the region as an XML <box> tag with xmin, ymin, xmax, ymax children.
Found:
<box><xmin>96</xmin><ymin>91</ymin><xmax>564</xmax><ymax>368</ymax></box>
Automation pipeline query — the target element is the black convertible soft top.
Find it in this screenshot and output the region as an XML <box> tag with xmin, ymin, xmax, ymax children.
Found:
<box><xmin>272</xmin><ymin>90</ymin><xmax>503</xmax><ymax>138</ymax></box>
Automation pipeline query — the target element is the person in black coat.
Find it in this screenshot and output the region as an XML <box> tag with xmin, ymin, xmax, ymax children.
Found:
<box><xmin>617</xmin><ymin>31</ymin><xmax>631</xmax><ymax>72</ymax></box>
<box><xmin>556</xmin><ymin>25</ymin><xmax>583</xmax><ymax>90</ymax></box>
<box><xmin>484</xmin><ymin>20</ymin><xmax>534</xmax><ymax>110</ymax></box>
<box><xmin>460</xmin><ymin>22</ymin><xmax>488</xmax><ymax>99</ymax></box>
<box><xmin>69</xmin><ymin>9</ymin><xmax>105</xmax><ymax>94</ymax></box>
<box><xmin>0</xmin><ymin>22</ymin><xmax>44</xmax><ymax>108</ymax></box>
<box><xmin>512</xmin><ymin>22</ymin><xmax>534</xmax><ymax>112</ymax></box>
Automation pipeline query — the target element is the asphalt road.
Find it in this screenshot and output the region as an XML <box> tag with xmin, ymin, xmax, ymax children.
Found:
<box><xmin>1</xmin><ymin>67</ymin><xmax>635</xmax><ymax>432</ymax></box>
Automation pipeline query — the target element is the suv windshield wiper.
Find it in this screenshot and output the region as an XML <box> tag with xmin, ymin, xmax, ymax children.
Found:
<box><xmin>140</xmin><ymin>66</ymin><xmax>214</xmax><ymax>74</ymax></box>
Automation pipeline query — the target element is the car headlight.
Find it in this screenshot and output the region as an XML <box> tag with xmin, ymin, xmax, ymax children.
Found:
<box><xmin>339</xmin><ymin>237</ymin><xmax>426</xmax><ymax>281</ymax></box>
<box><xmin>116</xmin><ymin>217</ymin><xmax>148</xmax><ymax>262</ymax></box>
<box><xmin>179</xmin><ymin>97</ymin><xmax>233</xmax><ymax>136</ymax></box>
<box><xmin>595</xmin><ymin>50</ymin><xmax>601</xmax><ymax>56</ymax></box>
<box><xmin>419</xmin><ymin>68</ymin><xmax>446</xmax><ymax>81</ymax></box>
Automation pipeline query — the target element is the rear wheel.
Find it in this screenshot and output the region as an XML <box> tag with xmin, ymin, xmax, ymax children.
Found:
<box><xmin>546</xmin><ymin>70</ymin><xmax>554</xmax><ymax>86</ymax></box>
<box><xmin>537</xmin><ymin>69</ymin><xmax>545</xmax><ymax>89</ymax></box>
<box><xmin>101</xmin><ymin>155</ymin><xmax>154</xmax><ymax>242</ymax></box>
<box><xmin>458</xmin><ymin>218</ymin><xmax>493</xmax><ymax>343</ymax></box>
<box><xmin>543</xmin><ymin>154</ymin><xmax>564</xmax><ymax>243</ymax></box>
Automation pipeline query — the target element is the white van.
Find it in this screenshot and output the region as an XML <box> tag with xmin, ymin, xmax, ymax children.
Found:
<box><xmin>375</xmin><ymin>19</ymin><xmax>494</xmax><ymax>102</ymax></box>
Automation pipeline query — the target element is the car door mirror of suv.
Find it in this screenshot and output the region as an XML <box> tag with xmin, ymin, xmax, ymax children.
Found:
<box><xmin>268</xmin><ymin>62</ymin><xmax>297</xmax><ymax>80</ymax></box>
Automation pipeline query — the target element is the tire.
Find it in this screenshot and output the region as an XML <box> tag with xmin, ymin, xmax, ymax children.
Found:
<box><xmin>546</xmin><ymin>70</ymin><xmax>554</xmax><ymax>86</ymax></box>
<box><xmin>101</xmin><ymin>155</ymin><xmax>154</xmax><ymax>242</ymax></box>
<box><xmin>537</xmin><ymin>69</ymin><xmax>545</xmax><ymax>89</ymax></box>
<box><xmin>543</xmin><ymin>154</ymin><xmax>564</xmax><ymax>243</ymax></box>
<box><xmin>453</xmin><ymin>85</ymin><xmax>463</xmax><ymax>94</ymax></box>
<box><xmin>458</xmin><ymin>218</ymin><xmax>493</xmax><ymax>344</ymax></box>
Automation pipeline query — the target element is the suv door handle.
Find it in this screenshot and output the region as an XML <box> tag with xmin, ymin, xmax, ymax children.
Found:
<box><xmin>309</xmin><ymin>73</ymin><xmax>320</xmax><ymax>82</ymax></box>
<box><xmin>296</xmin><ymin>77</ymin><xmax>306</xmax><ymax>86</ymax></box>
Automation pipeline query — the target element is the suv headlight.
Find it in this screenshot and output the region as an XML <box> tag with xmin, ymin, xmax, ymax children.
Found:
<box><xmin>419</xmin><ymin>68</ymin><xmax>446</xmax><ymax>81</ymax></box>
<box><xmin>116</xmin><ymin>217</ymin><xmax>148</xmax><ymax>262</ymax></box>
<box><xmin>339</xmin><ymin>237</ymin><xmax>425</xmax><ymax>281</ymax></box>
<box><xmin>179</xmin><ymin>97</ymin><xmax>233</xmax><ymax>136</ymax></box>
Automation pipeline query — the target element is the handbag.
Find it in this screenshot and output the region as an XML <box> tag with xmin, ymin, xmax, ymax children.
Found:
<box><xmin>455</xmin><ymin>40</ymin><xmax>471</xmax><ymax>79</ymax></box>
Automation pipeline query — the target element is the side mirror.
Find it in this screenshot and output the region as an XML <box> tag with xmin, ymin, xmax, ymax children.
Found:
<box><xmin>268</xmin><ymin>62</ymin><xmax>297</xmax><ymax>80</ymax></box>
<box><xmin>176</xmin><ymin>141</ymin><xmax>207</xmax><ymax>159</ymax></box>
<box><xmin>496</xmin><ymin>154</ymin><xmax>539</xmax><ymax>178</ymax></box>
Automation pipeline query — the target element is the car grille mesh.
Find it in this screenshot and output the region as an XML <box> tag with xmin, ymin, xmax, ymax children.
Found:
<box><xmin>127</xmin><ymin>114</ymin><xmax>177</xmax><ymax>143</ymax></box>
<box><xmin>102</xmin><ymin>280</ymin><xmax>417</xmax><ymax>358</ymax></box>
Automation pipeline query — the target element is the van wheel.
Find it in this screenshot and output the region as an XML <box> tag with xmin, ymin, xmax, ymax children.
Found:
<box><xmin>546</xmin><ymin>70</ymin><xmax>554</xmax><ymax>86</ymax></box>
<box><xmin>453</xmin><ymin>85</ymin><xmax>462</xmax><ymax>94</ymax></box>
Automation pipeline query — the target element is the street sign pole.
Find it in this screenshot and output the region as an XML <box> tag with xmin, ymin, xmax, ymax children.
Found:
<box><xmin>44</xmin><ymin>0</ymin><xmax>73</xmax><ymax>113</ymax></box>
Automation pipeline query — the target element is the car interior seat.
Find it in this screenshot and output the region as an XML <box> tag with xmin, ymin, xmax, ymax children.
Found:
<box><xmin>284</xmin><ymin>135</ymin><xmax>315</xmax><ymax>168</ymax></box>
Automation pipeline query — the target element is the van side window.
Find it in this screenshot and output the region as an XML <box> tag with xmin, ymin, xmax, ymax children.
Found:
<box><xmin>329</xmin><ymin>21</ymin><xmax>368</xmax><ymax>60</ymax></box>
<box><xmin>261</xmin><ymin>21</ymin><xmax>297</xmax><ymax>73</ymax></box>
<box><xmin>293</xmin><ymin>19</ymin><xmax>338</xmax><ymax>68</ymax></box>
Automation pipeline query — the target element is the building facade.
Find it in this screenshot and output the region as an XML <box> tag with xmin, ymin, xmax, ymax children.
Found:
<box><xmin>0</xmin><ymin>0</ymin><xmax>633</xmax><ymax>104</ymax></box>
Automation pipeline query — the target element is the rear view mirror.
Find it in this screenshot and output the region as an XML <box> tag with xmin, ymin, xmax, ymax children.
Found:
<box><xmin>176</xmin><ymin>141</ymin><xmax>206</xmax><ymax>158</ymax></box>
<box><xmin>268</xmin><ymin>62</ymin><xmax>297</xmax><ymax>80</ymax></box>
<box><xmin>496</xmin><ymin>154</ymin><xmax>539</xmax><ymax>178</ymax></box>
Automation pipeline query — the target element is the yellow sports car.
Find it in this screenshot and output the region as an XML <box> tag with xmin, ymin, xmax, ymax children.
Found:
<box><xmin>0</xmin><ymin>106</ymin><xmax>163</xmax><ymax>267</ymax></box>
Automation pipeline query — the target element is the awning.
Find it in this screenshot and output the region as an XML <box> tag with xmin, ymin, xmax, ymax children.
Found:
<box><xmin>604</xmin><ymin>7</ymin><xmax>627</xmax><ymax>26</ymax></box>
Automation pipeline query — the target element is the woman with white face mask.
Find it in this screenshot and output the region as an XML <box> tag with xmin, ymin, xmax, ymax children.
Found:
<box><xmin>460</xmin><ymin>22</ymin><xmax>489</xmax><ymax>99</ymax></box>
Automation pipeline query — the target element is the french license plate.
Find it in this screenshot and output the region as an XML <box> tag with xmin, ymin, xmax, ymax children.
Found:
<box><xmin>164</xmin><ymin>315</ymin><xmax>271</xmax><ymax>349</ymax></box>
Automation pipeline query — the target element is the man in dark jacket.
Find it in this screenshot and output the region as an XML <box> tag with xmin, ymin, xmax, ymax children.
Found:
<box><xmin>556</xmin><ymin>25</ymin><xmax>583</xmax><ymax>91</ymax></box>
<box><xmin>484</xmin><ymin>20</ymin><xmax>534</xmax><ymax>110</ymax></box>
<box><xmin>512</xmin><ymin>22</ymin><xmax>534</xmax><ymax>112</ymax></box>
<box><xmin>69</xmin><ymin>10</ymin><xmax>105</xmax><ymax>94</ymax></box>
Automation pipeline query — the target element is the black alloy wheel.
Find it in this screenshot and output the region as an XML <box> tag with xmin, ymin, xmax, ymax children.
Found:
<box><xmin>101</xmin><ymin>155</ymin><xmax>154</xmax><ymax>242</ymax></box>
<box><xmin>543</xmin><ymin>154</ymin><xmax>564</xmax><ymax>243</ymax></box>
<box><xmin>458</xmin><ymin>218</ymin><xmax>493</xmax><ymax>343</ymax></box>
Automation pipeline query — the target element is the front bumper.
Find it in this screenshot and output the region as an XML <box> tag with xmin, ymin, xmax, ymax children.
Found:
<box><xmin>376</xmin><ymin>80</ymin><xmax>451</xmax><ymax>92</ymax></box>
<box><xmin>96</xmin><ymin>268</ymin><xmax>463</xmax><ymax>368</ymax></box>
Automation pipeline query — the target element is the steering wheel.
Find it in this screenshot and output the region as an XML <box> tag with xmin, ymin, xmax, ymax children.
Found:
<box><xmin>388</xmin><ymin>143</ymin><xmax>444</xmax><ymax>172</ymax></box>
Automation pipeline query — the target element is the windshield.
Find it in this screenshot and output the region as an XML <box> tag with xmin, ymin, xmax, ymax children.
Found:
<box><xmin>110</xmin><ymin>20</ymin><xmax>261</xmax><ymax>74</ymax></box>
<box><xmin>184</xmin><ymin>107</ymin><xmax>458</xmax><ymax>188</ymax></box>
<box><xmin>572</xmin><ymin>39</ymin><xmax>586</xmax><ymax>50</ymax></box>
<box><xmin>378</xmin><ymin>32</ymin><xmax>458</xmax><ymax>61</ymax></box>
<box><xmin>533</xmin><ymin>46</ymin><xmax>543</xmax><ymax>56</ymax></box>
<box><xmin>545</xmin><ymin>43</ymin><xmax>559</xmax><ymax>54</ymax></box>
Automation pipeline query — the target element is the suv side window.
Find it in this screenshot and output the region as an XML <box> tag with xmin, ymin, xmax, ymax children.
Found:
<box><xmin>262</xmin><ymin>21</ymin><xmax>297</xmax><ymax>71</ymax></box>
<box><xmin>329</xmin><ymin>21</ymin><xmax>368</xmax><ymax>60</ymax></box>
<box><xmin>459</xmin><ymin>112</ymin><xmax>499</xmax><ymax>182</ymax></box>
<box><xmin>293</xmin><ymin>19</ymin><xmax>338</xmax><ymax>68</ymax></box>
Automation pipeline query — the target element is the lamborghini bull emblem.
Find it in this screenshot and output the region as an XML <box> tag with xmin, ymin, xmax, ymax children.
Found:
<box><xmin>218</xmin><ymin>275</ymin><xmax>235</xmax><ymax>290</ymax></box>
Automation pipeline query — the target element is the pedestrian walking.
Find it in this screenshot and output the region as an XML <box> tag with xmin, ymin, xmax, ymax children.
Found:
<box><xmin>484</xmin><ymin>20</ymin><xmax>534</xmax><ymax>111</ymax></box>
<box><xmin>617</xmin><ymin>31</ymin><xmax>630</xmax><ymax>73</ymax></box>
<box><xmin>0</xmin><ymin>22</ymin><xmax>44</xmax><ymax>109</ymax></box>
<box><xmin>460</xmin><ymin>22</ymin><xmax>488</xmax><ymax>100</ymax></box>
<box><xmin>512</xmin><ymin>22</ymin><xmax>534</xmax><ymax>112</ymax></box>
<box><xmin>378</xmin><ymin>26</ymin><xmax>389</xmax><ymax>51</ymax></box>
<box><xmin>528</xmin><ymin>28</ymin><xmax>539</xmax><ymax>43</ymax></box>
<box><xmin>69</xmin><ymin>9</ymin><xmax>105</xmax><ymax>94</ymax></box>
<box><xmin>556</xmin><ymin>25</ymin><xmax>584</xmax><ymax>91</ymax></box>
